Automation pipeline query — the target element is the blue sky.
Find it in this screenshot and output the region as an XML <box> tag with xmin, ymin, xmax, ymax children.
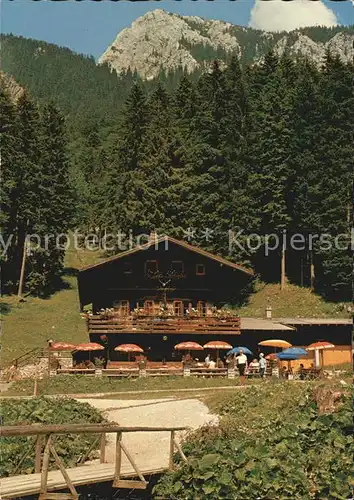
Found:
<box><xmin>2</xmin><ymin>1</ymin><xmax>353</xmax><ymax>60</ymax></box>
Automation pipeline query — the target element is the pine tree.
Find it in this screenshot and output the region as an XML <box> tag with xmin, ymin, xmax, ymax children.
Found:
<box><xmin>222</xmin><ymin>56</ymin><xmax>259</xmax><ymax>264</ymax></box>
<box><xmin>25</xmin><ymin>103</ymin><xmax>73</xmax><ymax>295</ymax></box>
<box><xmin>102</xmin><ymin>83</ymin><xmax>149</xmax><ymax>240</ymax></box>
<box><xmin>139</xmin><ymin>82</ymin><xmax>176</xmax><ymax>233</ymax></box>
<box><xmin>0</xmin><ymin>87</ymin><xmax>19</xmax><ymax>289</ymax></box>
<box><xmin>248</xmin><ymin>54</ymin><xmax>294</xmax><ymax>284</ymax></box>
<box><xmin>313</xmin><ymin>54</ymin><xmax>353</xmax><ymax>298</ymax></box>
<box><xmin>187</xmin><ymin>61</ymin><xmax>231</xmax><ymax>254</ymax></box>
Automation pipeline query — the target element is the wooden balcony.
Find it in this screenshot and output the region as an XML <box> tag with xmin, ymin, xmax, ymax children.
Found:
<box><xmin>87</xmin><ymin>314</ymin><xmax>241</xmax><ymax>335</ymax></box>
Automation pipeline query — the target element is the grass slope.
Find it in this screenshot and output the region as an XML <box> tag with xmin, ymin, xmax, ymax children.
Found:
<box><xmin>0</xmin><ymin>248</ymin><xmax>349</xmax><ymax>366</ymax></box>
<box><xmin>0</xmin><ymin>247</ymin><xmax>103</xmax><ymax>365</ymax></box>
<box><xmin>236</xmin><ymin>281</ymin><xmax>350</xmax><ymax>319</ymax></box>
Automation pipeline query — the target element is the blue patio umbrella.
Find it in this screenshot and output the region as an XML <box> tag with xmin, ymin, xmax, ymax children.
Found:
<box><xmin>227</xmin><ymin>346</ymin><xmax>253</xmax><ymax>356</ymax></box>
<box><xmin>282</xmin><ymin>347</ymin><xmax>308</xmax><ymax>357</ymax></box>
<box><xmin>277</xmin><ymin>352</ymin><xmax>301</xmax><ymax>360</ymax></box>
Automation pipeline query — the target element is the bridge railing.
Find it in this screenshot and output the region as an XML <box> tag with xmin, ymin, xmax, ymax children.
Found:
<box><xmin>1</xmin><ymin>423</ymin><xmax>188</xmax><ymax>499</ymax></box>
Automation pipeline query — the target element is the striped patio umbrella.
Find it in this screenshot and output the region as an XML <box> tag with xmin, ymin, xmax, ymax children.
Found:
<box><xmin>175</xmin><ymin>341</ymin><xmax>204</xmax><ymax>351</ymax></box>
<box><xmin>49</xmin><ymin>342</ymin><xmax>77</xmax><ymax>351</ymax></box>
<box><xmin>114</xmin><ymin>343</ymin><xmax>144</xmax><ymax>361</ymax></box>
<box><xmin>74</xmin><ymin>342</ymin><xmax>105</xmax><ymax>362</ymax></box>
<box><xmin>175</xmin><ymin>341</ymin><xmax>204</xmax><ymax>357</ymax></box>
<box><xmin>203</xmin><ymin>341</ymin><xmax>232</xmax><ymax>365</ymax></box>
<box><xmin>75</xmin><ymin>343</ymin><xmax>105</xmax><ymax>351</ymax></box>
<box><xmin>307</xmin><ymin>341</ymin><xmax>335</xmax><ymax>351</ymax></box>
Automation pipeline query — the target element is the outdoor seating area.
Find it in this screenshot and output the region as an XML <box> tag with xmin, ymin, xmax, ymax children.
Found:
<box><xmin>44</xmin><ymin>338</ymin><xmax>337</xmax><ymax>380</ymax></box>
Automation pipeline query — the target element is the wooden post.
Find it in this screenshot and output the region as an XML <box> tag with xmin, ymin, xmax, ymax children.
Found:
<box><xmin>35</xmin><ymin>435</ymin><xmax>42</xmax><ymax>473</ymax></box>
<box><xmin>114</xmin><ymin>432</ymin><xmax>122</xmax><ymax>483</ymax></box>
<box><xmin>17</xmin><ymin>235</ymin><xmax>28</xmax><ymax>298</ymax></box>
<box><xmin>310</xmin><ymin>250</ymin><xmax>315</xmax><ymax>291</ymax></box>
<box><xmin>280</xmin><ymin>232</ymin><xmax>286</xmax><ymax>291</ymax></box>
<box><xmin>169</xmin><ymin>430</ymin><xmax>175</xmax><ymax>470</ymax></box>
<box><xmin>33</xmin><ymin>378</ymin><xmax>39</xmax><ymax>397</ymax></box>
<box><xmin>100</xmin><ymin>433</ymin><xmax>106</xmax><ymax>463</ymax></box>
<box><xmin>40</xmin><ymin>435</ymin><xmax>51</xmax><ymax>496</ymax></box>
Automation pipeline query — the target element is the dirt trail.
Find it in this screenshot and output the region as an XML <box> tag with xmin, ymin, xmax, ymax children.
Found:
<box><xmin>78</xmin><ymin>398</ymin><xmax>218</xmax><ymax>471</ymax></box>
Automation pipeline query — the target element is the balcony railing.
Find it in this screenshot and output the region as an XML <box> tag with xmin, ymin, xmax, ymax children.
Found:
<box><xmin>86</xmin><ymin>314</ymin><xmax>241</xmax><ymax>335</ymax></box>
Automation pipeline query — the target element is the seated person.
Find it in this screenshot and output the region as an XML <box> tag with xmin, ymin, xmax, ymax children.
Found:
<box><xmin>217</xmin><ymin>359</ymin><xmax>224</xmax><ymax>368</ymax></box>
<box><xmin>281</xmin><ymin>366</ymin><xmax>288</xmax><ymax>378</ymax></box>
<box><xmin>182</xmin><ymin>353</ymin><xmax>193</xmax><ymax>367</ymax></box>
<box><xmin>208</xmin><ymin>359</ymin><xmax>216</xmax><ymax>369</ymax></box>
<box><xmin>249</xmin><ymin>358</ymin><xmax>260</xmax><ymax>371</ymax></box>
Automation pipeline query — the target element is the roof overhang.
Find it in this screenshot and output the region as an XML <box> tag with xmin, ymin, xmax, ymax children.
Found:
<box><xmin>79</xmin><ymin>235</ymin><xmax>254</xmax><ymax>277</ymax></box>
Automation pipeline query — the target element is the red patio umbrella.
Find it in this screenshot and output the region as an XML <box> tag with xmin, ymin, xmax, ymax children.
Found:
<box><xmin>307</xmin><ymin>341</ymin><xmax>335</xmax><ymax>368</ymax></box>
<box><xmin>74</xmin><ymin>342</ymin><xmax>105</xmax><ymax>362</ymax></box>
<box><xmin>114</xmin><ymin>343</ymin><xmax>144</xmax><ymax>361</ymax></box>
<box><xmin>203</xmin><ymin>341</ymin><xmax>232</xmax><ymax>365</ymax></box>
<box><xmin>175</xmin><ymin>341</ymin><xmax>203</xmax><ymax>351</ymax></box>
<box><xmin>174</xmin><ymin>341</ymin><xmax>204</xmax><ymax>358</ymax></box>
<box><xmin>265</xmin><ymin>353</ymin><xmax>277</xmax><ymax>361</ymax></box>
<box><xmin>307</xmin><ymin>341</ymin><xmax>335</xmax><ymax>351</ymax></box>
<box><xmin>50</xmin><ymin>342</ymin><xmax>77</xmax><ymax>351</ymax></box>
<box><xmin>75</xmin><ymin>343</ymin><xmax>105</xmax><ymax>351</ymax></box>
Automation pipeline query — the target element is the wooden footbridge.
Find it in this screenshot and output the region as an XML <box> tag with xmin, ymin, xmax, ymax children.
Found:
<box><xmin>0</xmin><ymin>423</ymin><xmax>188</xmax><ymax>499</ymax></box>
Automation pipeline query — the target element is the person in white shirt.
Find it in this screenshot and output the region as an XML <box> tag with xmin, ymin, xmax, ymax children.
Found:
<box><xmin>259</xmin><ymin>353</ymin><xmax>267</xmax><ymax>378</ymax></box>
<box><xmin>208</xmin><ymin>359</ymin><xmax>216</xmax><ymax>369</ymax></box>
<box><xmin>236</xmin><ymin>349</ymin><xmax>248</xmax><ymax>384</ymax></box>
<box><xmin>205</xmin><ymin>354</ymin><xmax>211</xmax><ymax>367</ymax></box>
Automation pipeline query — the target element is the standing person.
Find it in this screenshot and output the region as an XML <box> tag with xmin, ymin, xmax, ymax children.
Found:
<box><xmin>259</xmin><ymin>353</ymin><xmax>267</xmax><ymax>379</ymax></box>
<box><xmin>236</xmin><ymin>349</ymin><xmax>248</xmax><ymax>384</ymax></box>
<box><xmin>205</xmin><ymin>353</ymin><xmax>210</xmax><ymax>367</ymax></box>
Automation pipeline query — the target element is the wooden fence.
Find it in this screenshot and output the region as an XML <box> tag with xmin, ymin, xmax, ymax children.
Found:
<box><xmin>1</xmin><ymin>423</ymin><xmax>188</xmax><ymax>499</ymax></box>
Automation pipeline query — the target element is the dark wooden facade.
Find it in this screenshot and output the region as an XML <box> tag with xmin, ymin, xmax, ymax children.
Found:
<box><xmin>78</xmin><ymin>236</ymin><xmax>253</xmax><ymax>313</ymax></box>
<box><xmin>78</xmin><ymin>236</ymin><xmax>253</xmax><ymax>360</ymax></box>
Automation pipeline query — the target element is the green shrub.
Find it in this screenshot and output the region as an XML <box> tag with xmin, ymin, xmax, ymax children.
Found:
<box><xmin>0</xmin><ymin>397</ymin><xmax>105</xmax><ymax>477</ymax></box>
<box><xmin>154</xmin><ymin>386</ymin><xmax>354</xmax><ymax>499</ymax></box>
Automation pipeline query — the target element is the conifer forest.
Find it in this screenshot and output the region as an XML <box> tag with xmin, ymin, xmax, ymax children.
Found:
<box><xmin>1</xmin><ymin>34</ymin><xmax>353</xmax><ymax>300</ymax></box>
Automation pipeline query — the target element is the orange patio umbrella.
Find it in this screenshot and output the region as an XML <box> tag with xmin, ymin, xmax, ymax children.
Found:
<box><xmin>307</xmin><ymin>341</ymin><xmax>335</xmax><ymax>368</ymax></box>
<box><xmin>258</xmin><ymin>339</ymin><xmax>292</xmax><ymax>349</ymax></box>
<box><xmin>75</xmin><ymin>342</ymin><xmax>105</xmax><ymax>351</ymax></box>
<box><xmin>74</xmin><ymin>342</ymin><xmax>105</xmax><ymax>361</ymax></box>
<box><xmin>49</xmin><ymin>341</ymin><xmax>77</xmax><ymax>351</ymax></box>
<box><xmin>115</xmin><ymin>343</ymin><xmax>144</xmax><ymax>361</ymax></box>
<box><xmin>175</xmin><ymin>341</ymin><xmax>204</xmax><ymax>358</ymax></box>
<box><xmin>204</xmin><ymin>341</ymin><xmax>232</xmax><ymax>364</ymax></box>
<box><xmin>175</xmin><ymin>341</ymin><xmax>203</xmax><ymax>351</ymax></box>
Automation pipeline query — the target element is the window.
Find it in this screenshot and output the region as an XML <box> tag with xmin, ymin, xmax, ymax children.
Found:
<box><xmin>145</xmin><ymin>260</ymin><xmax>158</xmax><ymax>274</ymax></box>
<box><xmin>171</xmin><ymin>261</ymin><xmax>184</xmax><ymax>274</ymax></box>
<box><xmin>173</xmin><ymin>300</ymin><xmax>184</xmax><ymax>316</ymax></box>
<box><xmin>119</xmin><ymin>300</ymin><xmax>130</xmax><ymax>316</ymax></box>
<box><xmin>196</xmin><ymin>264</ymin><xmax>206</xmax><ymax>276</ymax></box>
<box><xmin>123</xmin><ymin>261</ymin><xmax>132</xmax><ymax>274</ymax></box>
<box><xmin>197</xmin><ymin>301</ymin><xmax>207</xmax><ymax>316</ymax></box>
<box><xmin>144</xmin><ymin>300</ymin><xmax>155</xmax><ymax>315</ymax></box>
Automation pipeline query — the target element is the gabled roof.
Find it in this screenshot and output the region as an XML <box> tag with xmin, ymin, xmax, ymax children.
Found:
<box><xmin>79</xmin><ymin>235</ymin><xmax>254</xmax><ymax>276</ymax></box>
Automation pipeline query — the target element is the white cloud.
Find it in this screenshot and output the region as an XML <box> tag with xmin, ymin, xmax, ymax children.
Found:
<box><xmin>249</xmin><ymin>0</ymin><xmax>338</xmax><ymax>32</ymax></box>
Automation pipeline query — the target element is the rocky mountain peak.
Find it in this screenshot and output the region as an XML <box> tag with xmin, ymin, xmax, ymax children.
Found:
<box><xmin>99</xmin><ymin>10</ymin><xmax>354</xmax><ymax>80</ymax></box>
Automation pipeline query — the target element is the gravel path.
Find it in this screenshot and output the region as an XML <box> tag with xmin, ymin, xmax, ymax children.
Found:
<box><xmin>78</xmin><ymin>398</ymin><xmax>218</xmax><ymax>471</ymax></box>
